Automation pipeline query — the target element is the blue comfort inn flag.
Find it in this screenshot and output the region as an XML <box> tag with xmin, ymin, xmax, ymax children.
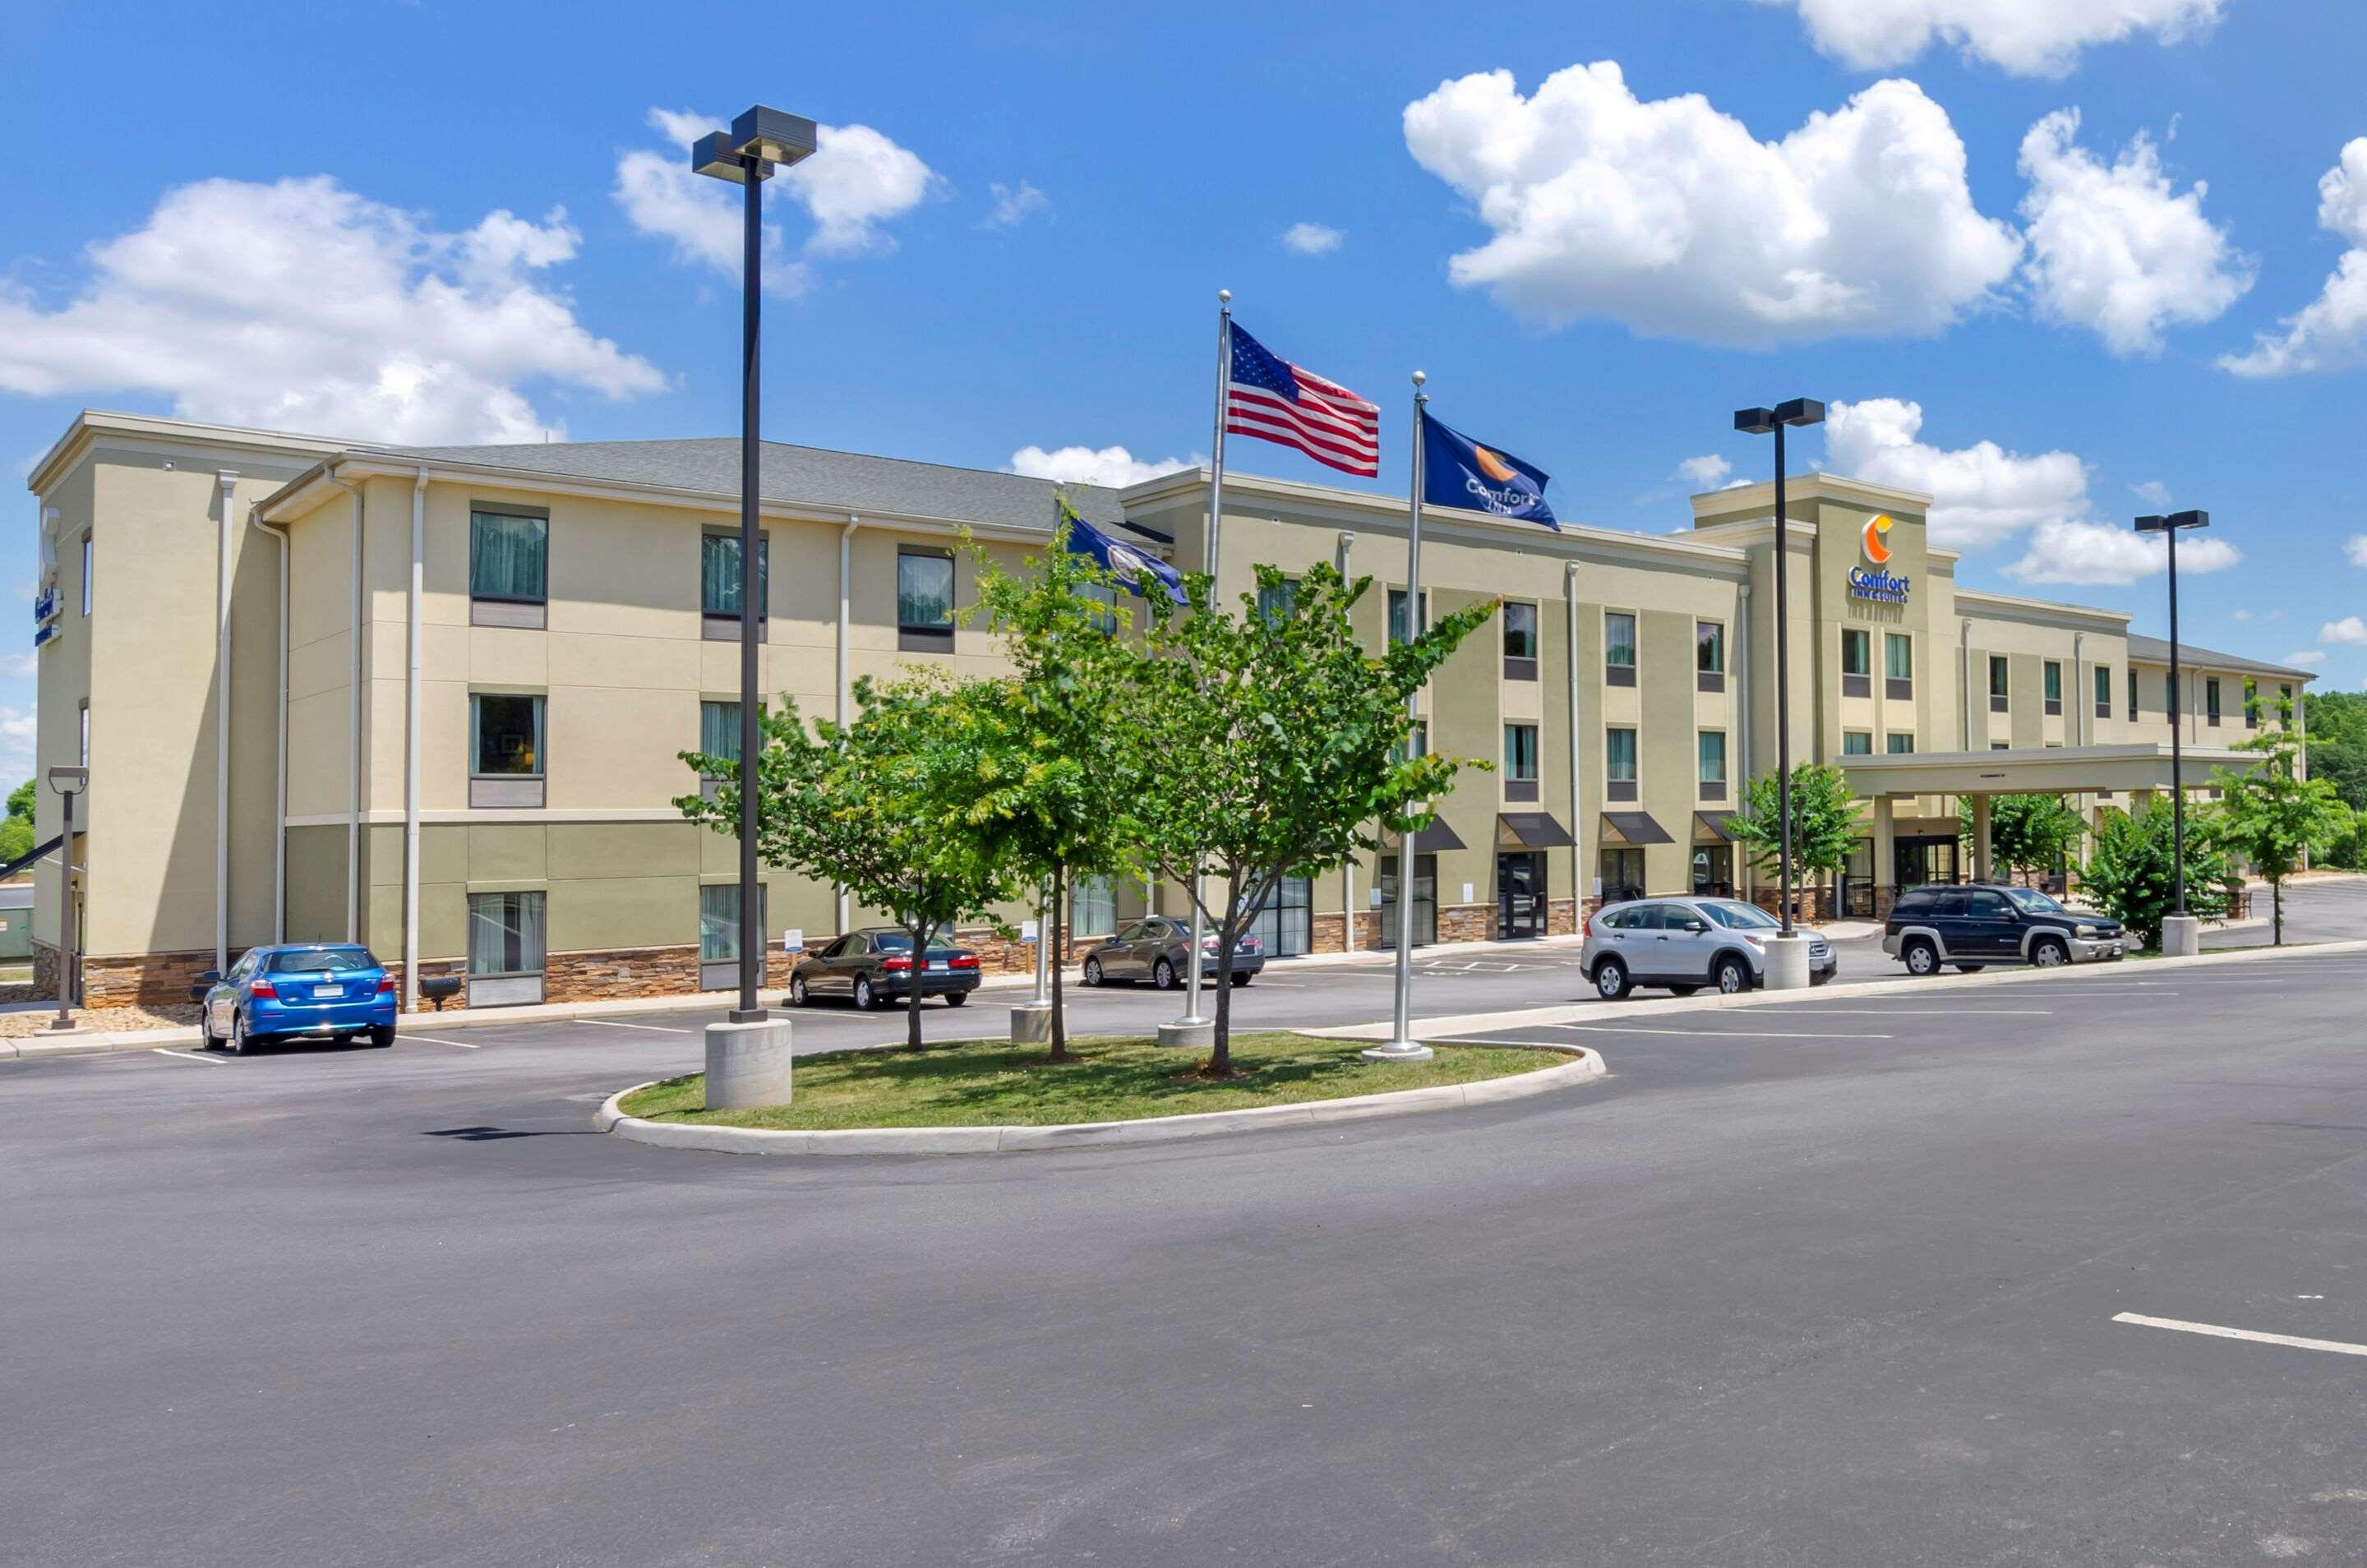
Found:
<box><xmin>1420</xmin><ymin>413</ymin><xmax>1558</xmax><ymax>531</ymax></box>
<box><xmin>1059</xmin><ymin>500</ymin><xmax>1188</xmax><ymax>605</ymax></box>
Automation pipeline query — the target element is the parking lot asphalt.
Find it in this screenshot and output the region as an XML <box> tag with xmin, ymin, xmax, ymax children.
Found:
<box><xmin>6</xmin><ymin>880</ymin><xmax>2367</xmax><ymax>1566</ymax></box>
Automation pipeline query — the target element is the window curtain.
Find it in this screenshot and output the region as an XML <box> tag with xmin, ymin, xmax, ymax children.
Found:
<box><xmin>1071</xmin><ymin>874</ymin><xmax>1118</xmax><ymax>938</ymax></box>
<box><xmin>700</xmin><ymin>701</ymin><xmax>741</xmax><ymax>766</ymax></box>
<box><xmin>1699</xmin><ymin>731</ymin><xmax>1727</xmax><ymax>783</ymax></box>
<box><xmin>473</xmin><ymin>694</ymin><xmax>542</xmax><ymax>775</ymax></box>
<box><xmin>1607</xmin><ymin>728</ymin><xmax>1638</xmax><ymax>781</ymax></box>
<box><xmin>897</xmin><ymin>553</ymin><xmax>953</xmax><ymax>630</ymax></box>
<box><xmin>703</xmin><ymin>535</ymin><xmax>768</xmax><ymax>616</ymax></box>
<box><xmin>470</xmin><ymin>513</ymin><xmax>547</xmax><ymax>601</ymax></box>
<box><xmin>700</xmin><ymin>884</ymin><xmax>765</xmax><ymax>962</ymax></box>
<box><xmin>1604</xmin><ymin>614</ymin><xmax>1637</xmax><ymax>666</ymax></box>
<box><xmin>468</xmin><ymin>892</ymin><xmax>545</xmax><ymax>976</ymax></box>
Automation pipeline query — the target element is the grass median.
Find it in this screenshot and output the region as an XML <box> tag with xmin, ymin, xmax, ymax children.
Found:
<box><xmin>618</xmin><ymin>1031</ymin><xmax>1570</xmax><ymax>1132</ymax></box>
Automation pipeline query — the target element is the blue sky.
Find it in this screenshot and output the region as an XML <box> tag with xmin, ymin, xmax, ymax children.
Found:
<box><xmin>8</xmin><ymin>0</ymin><xmax>2367</xmax><ymax>778</ymax></box>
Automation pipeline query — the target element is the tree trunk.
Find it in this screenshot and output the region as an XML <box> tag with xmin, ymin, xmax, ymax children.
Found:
<box><xmin>1047</xmin><ymin>864</ymin><xmax>1070</xmax><ymax>1063</ymax></box>
<box><xmin>1208</xmin><ymin>909</ymin><xmax>1237</xmax><ymax>1075</ymax></box>
<box><xmin>905</xmin><ymin>918</ymin><xmax>928</xmax><ymax>1051</ymax></box>
<box><xmin>2273</xmin><ymin>879</ymin><xmax>2283</xmax><ymax>947</ymax></box>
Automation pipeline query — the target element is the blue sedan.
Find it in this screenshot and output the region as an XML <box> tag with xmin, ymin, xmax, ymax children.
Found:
<box><xmin>198</xmin><ymin>944</ymin><xmax>398</xmax><ymax>1054</ymax></box>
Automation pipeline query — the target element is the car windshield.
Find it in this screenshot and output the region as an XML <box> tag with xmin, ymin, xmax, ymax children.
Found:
<box><xmin>1999</xmin><ymin>886</ymin><xmax>2067</xmax><ymax>914</ymax></box>
<box><xmin>1700</xmin><ymin>900</ymin><xmax>1779</xmax><ymax>930</ymax></box>
<box><xmin>270</xmin><ymin>947</ymin><xmax>374</xmax><ymax>974</ymax></box>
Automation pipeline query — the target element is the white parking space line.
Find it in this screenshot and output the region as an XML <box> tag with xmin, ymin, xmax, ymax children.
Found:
<box><xmin>1759</xmin><ymin>1008</ymin><xmax>2051</xmax><ymax>1016</ymax></box>
<box><xmin>151</xmin><ymin>1047</ymin><xmax>226</xmax><ymax>1066</ymax></box>
<box><xmin>401</xmin><ymin>1035</ymin><xmax>482</xmax><ymax>1049</ymax></box>
<box><xmin>2112</xmin><ymin>1312</ymin><xmax>2367</xmax><ymax>1359</ymax></box>
<box><xmin>574</xmin><ymin>1018</ymin><xmax>694</xmax><ymax>1034</ymax></box>
<box><xmin>1548</xmin><ymin>1023</ymin><xmax>1895</xmax><ymax>1040</ymax></box>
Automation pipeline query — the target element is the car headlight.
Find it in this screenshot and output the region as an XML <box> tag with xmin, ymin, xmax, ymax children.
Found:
<box><xmin>1741</xmin><ymin>933</ymin><xmax>1765</xmax><ymax>948</ymax></box>
<box><xmin>2074</xmin><ymin>924</ymin><xmax>2097</xmax><ymax>938</ymax></box>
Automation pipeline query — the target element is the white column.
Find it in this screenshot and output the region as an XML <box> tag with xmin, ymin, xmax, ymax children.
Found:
<box><xmin>404</xmin><ymin>468</ymin><xmax>426</xmax><ymax>1010</ymax></box>
<box><xmin>215</xmin><ymin>469</ymin><xmax>238</xmax><ymax>972</ymax></box>
<box><xmin>836</xmin><ymin>516</ymin><xmax>856</xmax><ymax>934</ymax></box>
<box><xmin>1972</xmin><ymin>793</ymin><xmax>1994</xmax><ymax>883</ymax></box>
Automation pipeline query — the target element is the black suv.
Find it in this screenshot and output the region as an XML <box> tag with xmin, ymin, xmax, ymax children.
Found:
<box><xmin>1882</xmin><ymin>883</ymin><xmax>2126</xmax><ymax>975</ymax></box>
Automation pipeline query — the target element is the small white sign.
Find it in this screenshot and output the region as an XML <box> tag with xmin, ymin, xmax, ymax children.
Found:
<box><xmin>1369</xmin><ymin>888</ymin><xmax>1384</xmax><ymax>909</ymax></box>
<box><xmin>781</xmin><ymin>929</ymin><xmax>804</xmax><ymax>954</ymax></box>
<box><xmin>1462</xmin><ymin>882</ymin><xmax>1474</xmax><ymax>905</ymax></box>
<box><xmin>1592</xmin><ymin>878</ymin><xmax>1603</xmax><ymax>898</ymax></box>
<box><xmin>1019</xmin><ymin>919</ymin><xmax>1040</xmax><ymax>943</ymax></box>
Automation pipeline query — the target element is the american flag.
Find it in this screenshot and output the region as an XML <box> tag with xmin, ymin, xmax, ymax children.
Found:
<box><xmin>1223</xmin><ymin>324</ymin><xmax>1379</xmax><ymax>477</ymax></box>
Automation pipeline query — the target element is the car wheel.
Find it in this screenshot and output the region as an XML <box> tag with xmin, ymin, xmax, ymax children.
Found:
<box><xmin>1713</xmin><ymin>955</ymin><xmax>1750</xmax><ymax>994</ymax></box>
<box><xmin>1810</xmin><ymin>969</ymin><xmax>1833</xmax><ymax>987</ymax></box>
<box><xmin>2030</xmin><ymin>937</ymin><xmax>2069</xmax><ymax>968</ymax></box>
<box><xmin>1903</xmin><ymin>939</ymin><xmax>1940</xmax><ymax>977</ymax></box>
<box><xmin>852</xmin><ymin>976</ymin><xmax>875</xmax><ymax>1011</ymax></box>
<box><xmin>790</xmin><ymin>975</ymin><xmax>810</xmax><ymax>1007</ymax></box>
<box><xmin>1082</xmin><ymin>957</ymin><xmax>1104</xmax><ymax>988</ymax></box>
<box><xmin>944</xmin><ymin>990</ymin><xmax>968</xmax><ymax>1008</ymax></box>
<box><xmin>1228</xmin><ymin>971</ymin><xmax>1252</xmax><ymax>987</ymax></box>
<box><xmin>229</xmin><ymin>1012</ymin><xmax>257</xmax><ymax>1055</ymax></box>
<box><xmin>199</xmin><ymin>1012</ymin><xmax>221</xmax><ymax>1051</ymax></box>
<box><xmin>367</xmin><ymin>1025</ymin><xmax>395</xmax><ymax>1049</ymax></box>
<box><xmin>1152</xmin><ymin>958</ymin><xmax>1177</xmax><ymax>991</ymax></box>
<box><xmin>1594</xmin><ymin>957</ymin><xmax>1631</xmax><ymax>1001</ymax></box>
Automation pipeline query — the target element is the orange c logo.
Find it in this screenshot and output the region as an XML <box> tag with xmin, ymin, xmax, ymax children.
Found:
<box><xmin>1471</xmin><ymin>443</ymin><xmax>1519</xmax><ymax>484</ymax></box>
<box><xmin>1862</xmin><ymin>513</ymin><xmax>1894</xmax><ymax>566</ymax></box>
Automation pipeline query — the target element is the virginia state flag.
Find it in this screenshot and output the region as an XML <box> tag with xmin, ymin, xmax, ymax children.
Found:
<box><xmin>1059</xmin><ymin>497</ymin><xmax>1188</xmax><ymax>605</ymax></box>
<box><xmin>1420</xmin><ymin>413</ymin><xmax>1558</xmax><ymax>531</ymax></box>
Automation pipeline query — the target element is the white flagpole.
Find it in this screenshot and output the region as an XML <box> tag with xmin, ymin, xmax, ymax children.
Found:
<box><xmin>1165</xmin><ymin>289</ymin><xmax>1230</xmax><ymax>1045</ymax></box>
<box><xmin>1368</xmin><ymin>371</ymin><xmax>1434</xmax><ymax>1063</ymax></box>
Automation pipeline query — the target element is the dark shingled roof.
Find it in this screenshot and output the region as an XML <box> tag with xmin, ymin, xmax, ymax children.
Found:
<box><xmin>2125</xmin><ymin>634</ymin><xmax>2316</xmax><ymax>682</ymax></box>
<box><xmin>376</xmin><ymin>437</ymin><xmax>1133</xmax><ymax>533</ymax></box>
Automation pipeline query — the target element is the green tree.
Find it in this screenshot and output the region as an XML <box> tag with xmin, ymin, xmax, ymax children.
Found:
<box><xmin>2324</xmin><ymin>804</ymin><xmax>2366</xmax><ymax>872</ymax></box>
<box><xmin>1120</xmin><ymin>561</ymin><xmax>1495</xmax><ymax>1073</ymax></box>
<box><xmin>1982</xmin><ymin>794</ymin><xmax>2088</xmax><ymax>884</ymax></box>
<box><xmin>2079</xmin><ymin>796</ymin><xmax>2232</xmax><ymax>950</ymax></box>
<box><xmin>2304</xmin><ymin>690</ymin><xmax>2367</xmax><ymax>813</ymax></box>
<box><xmin>6</xmin><ymin>777</ymin><xmax>33</xmax><ymax>823</ymax></box>
<box><xmin>0</xmin><ymin>814</ymin><xmax>31</xmax><ymax>868</ymax></box>
<box><xmin>2212</xmin><ymin>693</ymin><xmax>2351</xmax><ymax>944</ymax></box>
<box><xmin>959</xmin><ymin>501</ymin><xmax>1148</xmax><ymax>1061</ymax></box>
<box><xmin>676</xmin><ymin>674</ymin><xmax>1018</xmax><ymax>1053</ymax></box>
<box><xmin>1725</xmin><ymin>763</ymin><xmax>1862</xmax><ymax>920</ymax></box>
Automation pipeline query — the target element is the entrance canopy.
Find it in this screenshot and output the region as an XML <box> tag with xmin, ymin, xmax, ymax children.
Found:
<box><xmin>1497</xmin><ymin>812</ymin><xmax>1574</xmax><ymax>850</ymax></box>
<box><xmin>1842</xmin><ymin>741</ymin><xmax>2262</xmax><ymax>800</ymax></box>
<box><xmin>1380</xmin><ymin>818</ymin><xmax>1470</xmax><ymax>853</ymax></box>
<box><xmin>1600</xmin><ymin>810</ymin><xmax>1675</xmax><ymax>846</ymax></box>
<box><xmin>1694</xmin><ymin>810</ymin><xmax>1738</xmax><ymax>842</ymax></box>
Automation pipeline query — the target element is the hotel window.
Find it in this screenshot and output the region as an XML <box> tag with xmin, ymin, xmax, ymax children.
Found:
<box><xmin>1885</xmin><ymin>633</ymin><xmax>1913</xmax><ymax>699</ymax></box>
<box><xmin>1071</xmin><ymin>874</ymin><xmax>1118</xmax><ymax>940</ymax></box>
<box><xmin>2129</xmin><ymin>668</ymin><xmax>2140</xmax><ymax>717</ymax></box>
<box><xmin>2206</xmin><ymin>676</ymin><xmax>2222</xmax><ymax>727</ymax></box>
<box><xmin>1698</xmin><ymin>730</ymin><xmax>1728</xmax><ymax>800</ymax></box>
<box><xmin>1256</xmin><ymin>576</ymin><xmax>1299</xmax><ymax>626</ymax></box>
<box><xmin>699</xmin><ymin>883</ymin><xmax>768</xmax><ymax>991</ymax></box>
<box><xmin>470</xmin><ymin>692</ymin><xmax>545</xmax><ymax>809</ymax></box>
<box><xmin>1992</xmin><ymin>741</ymin><xmax>2010</xmax><ymax>751</ymax></box>
<box><xmin>1988</xmin><ymin>656</ymin><xmax>2009</xmax><ymax>713</ymax></box>
<box><xmin>1077</xmin><ymin>579</ymin><xmax>1118</xmax><ymax>634</ymax></box>
<box><xmin>79</xmin><ymin>701</ymin><xmax>90</xmax><ymax>767</ymax></box>
<box><xmin>80</xmin><ymin>533</ymin><xmax>93</xmax><ymax>616</ymax></box>
<box><xmin>2245</xmin><ymin>680</ymin><xmax>2261</xmax><ymax>729</ymax></box>
<box><xmin>702</xmin><ymin>532</ymin><xmax>771</xmax><ymax>641</ymax></box>
<box><xmin>697</xmin><ymin>700</ymin><xmax>740</xmax><ymax>800</ymax></box>
<box><xmin>1605</xmin><ymin>726</ymin><xmax>1639</xmax><ymax>801</ymax></box>
<box><xmin>2044</xmin><ymin>660</ymin><xmax>2063</xmax><ymax>717</ymax></box>
<box><xmin>1696</xmin><ymin>620</ymin><xmax>1725</xmax><ymax>693</ymax></box>
<box><xmin>896</xmin><ymin>548</ymin><xmax>953</xmax><ymax>651</ymax></box>
<box><xmin>468</xmin><ymin>507</ymin><xmax>548</xmax><ymax>628</ymax></box>
<box><xmin>1504</xmin><ymin>723</ymin><xmax>1541</xmax><ymax>802</ymax></box>
<box><xmin>2165</xmin><ymin>671</ymin><xmax>2178</xmax><ymax>714</ymax></box>
<box><xmin>1842</xmin><ymin>730</ymin><xmax>1872</xmax><ymax>756</ymax></box>
<box><xmin>2095</xmin><ymin>665</ymin><xmax>2113</xmax><ymax>719</ymax></box>
<box><xmin>1399</xmin><ymin>718</ymin><xmax>1431</xmax><ymax>763</ymax></box>
<box><xmin>1886</xmin><ymin>732</ymin><xmax>1915</xmax><ymax>755</ymax></box>
<box><xmin>1248</xmin><ymin>873</ymin><xmax>1313</xmax><ymax>958</ymax></box>
<box><xmin>1841</xmin><ymin>628</ymin><xmax>1871</xmax><ymax>698</ymax></box>
<box><xmin>1503</xmin><ymin>601</ymin><xmax>1539</xmax><ymax>680</ymax></box>
<box><xmin>467</xmin><ymin>891</ymin><xmax>546</xmax><ymax>1008</ymax></box>
<box><xmin>1387</xmin><ymin>588</ymin><xmax>1427</xmax><ymax>647</ymax></box>
<box><xmin>1604</xmin><ymin>611</ymin><xmax>1638</xmax><ymax>686</ymax></box>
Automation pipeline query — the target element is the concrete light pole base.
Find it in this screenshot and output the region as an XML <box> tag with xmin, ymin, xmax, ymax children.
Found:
<box><xmin>1360</xmin><ymin>1041</ymin><xmax>1435</xmax><ymax>1063</ymax></box>
<box><xmin>704</xmin><ymin>1017</ymin><xmax>794</xmax><ymax>1110</ymax></box>
<box><xmin>1156</xmin><ymin>1020</ymin><xmax>1215</xmax><ymax>1050</ymax></box>
<box><xmin>1762</xmin><ymin>933</ymin><xmax>1813</xmax><ymax>990</ymax></box>
<box><xmin>2162</xmin><ymin>914</ymin><xmax>2202</xmax><ymax>957</ymax></box>
<box><xmin>1009</xmin><ymin>1002</ymin><xmax>1053</xmax><ymax>1045</ymax></box>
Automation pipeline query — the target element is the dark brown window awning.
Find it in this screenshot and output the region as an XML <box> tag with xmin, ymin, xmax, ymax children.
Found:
<box><xmin>1496</xmin><ymin>812</ymin><xmax>1575</xmax><ymax>850</ymax></box>
<box><xmin>1695</xmin><ymin>810</ymin><xmax>1739</xmax><ymax>842</ymax></box>
<box><xmin>1380</xmin><ymin>817</ymin><xmax>1470</xmax><ymax>853</ymax></box>
<box><xmin>1599</xmin><ymin>810</ymin><xmax>1675</xmax><ymax>846</ymax></box>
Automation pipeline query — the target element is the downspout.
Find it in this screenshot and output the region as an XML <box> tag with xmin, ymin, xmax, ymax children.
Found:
<box><xmin>243</xmin><ymin>506</ymin><xmax>292</xmax><ymax>944</ymax></box>
<box><xmin>215</xmin><ymin>468</ymin><xmax>238</xmax><ymax>972</ymax></box>
<box><xmin>1566</xmin><ymin>560</ymin><xmax>1585</xmax><ymax>917</ymax></box>
<box><xmin>836</xmin><ymin>514</ymin><xmax>858</xmax><ymax>934</ymax></box>
<box><xmin>2073</xmin><ymin>633</ymin><xmax>2087</xmax><ymax>747</ymax></box>
<box><xmin>404</xmin><ymin>468</ymin><xmax>426</xmax><ymax>1010</ymax></box>
<box><xmin>1960</xmin><ymin>616</ymin><xmax>1975</xmax><ymax>752</ymax></box>
<box><xmin>1734</xmin><ymin>581</ymin><xmax>1751</xmax><ymax>898</ymax></box>
<box><xmin>325</xmin><ymin>472</ymin><xmax>365</xmax><ymax>943</ymax></box>
<box><xmin>1336</xmin><ymin>529</ymin><xmax>1356</xmax><ymax>951</ymax></box>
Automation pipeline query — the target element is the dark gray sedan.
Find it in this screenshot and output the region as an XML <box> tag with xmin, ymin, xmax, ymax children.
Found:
<box><xmin>787</xmin><ymin>927</ymin><xmax>981</xmax><ymax>1010</ymax></box>
<box><xmin>1079</xmin><ymin>916</ymin><xmax>1265</xmax><ymax>989</ymax></box>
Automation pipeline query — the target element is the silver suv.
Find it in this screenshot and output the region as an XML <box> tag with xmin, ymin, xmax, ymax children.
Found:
<box><xmin>1580</xmin><ymin>896</ymin><xmax>1836</xmax><ymax>999</ymax></box>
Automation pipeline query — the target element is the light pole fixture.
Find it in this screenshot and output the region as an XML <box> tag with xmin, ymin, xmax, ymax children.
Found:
<box><xmin>692</xmin><ymin>106</ymin><xmax>817</xmax><ymax>1023</ymax></box>
<box><xmin>2135</xmin><ymin>509</ymin><xmax>2210</xmax><ymax>925</ymax></box>
<box><xmin>1733</xmin><ymin>398</ymin><xmax>1823</xmax><ymax>966</ymax></box>
<box><xmin>47</xmin><ymin>766</ymin><xmax>87</xmax><ymax>1034</ymax></box>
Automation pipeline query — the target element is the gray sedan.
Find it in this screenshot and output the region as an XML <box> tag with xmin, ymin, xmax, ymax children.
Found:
<box><xmin>1080</xmin><ymin>917</ymin><xmax>1266</xmax><ymax>989</ymax></box>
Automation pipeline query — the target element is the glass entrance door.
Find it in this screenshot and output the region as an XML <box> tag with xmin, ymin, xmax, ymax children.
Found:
<box><xmin>1497</xmin><ymin>851</ymin><xmax>1546</xmax><ymax>939</ymax></box>
<box><xmin>1894</xmin><ymin>836</ymin><xmax>1961</xmax><ymax>889</ymax></box>
<box><xmin>1377</xmin><ymin>853</ymin><xmax>1437</xmax><ymax>948</ymax></box>
<box><xmin>1690</xmin><ymin>844</ymin><xmax>1733</xmax><ymax>898</ymax></box>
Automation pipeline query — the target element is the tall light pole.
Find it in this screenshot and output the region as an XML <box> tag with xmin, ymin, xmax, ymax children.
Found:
<box><xmin>2137</xmin><ymin>509</ymin><xmax>2210</xmax><ymax>955</ymax></box>
<box><xmin>692</xmin><ymin>107</ymin><xmax>817</xmax><ymax>1022</ymax></box>
<box><xmin>690</xmin><ymin>107</ymin><xmax>814</xmax><ymax>1111</ymax></box>
<box><xmin>47</xmin><ymin>765</ymin><xmax>87</xmax><ymax>1034</ymax></box>
<box><xmin>1734</xmin><ymin>398</ymin><xmax>1822</xmax><ymax>987</ymax></box>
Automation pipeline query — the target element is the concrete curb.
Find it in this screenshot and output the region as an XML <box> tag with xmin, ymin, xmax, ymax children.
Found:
<box><xmin>594</xmin><ymin>1041</ymin><xmax>1605</xmax><ymax>1157</ymax></box>
<box><xmin>1304</xmin><ymin>936</ymin><xmax>2367</xmax><ymax>1042</ymax></box>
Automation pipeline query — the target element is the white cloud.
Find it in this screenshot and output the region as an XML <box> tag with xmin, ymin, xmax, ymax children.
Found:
<box><xmin>1825</xmin><ymin>398</ymin><xmax>2088</xmax><ymax>551</ymax></box>
<box><xmin>0</xmin><ymin>651</ymin><xmax>35</xmax><ymax>678</ymax></box>
<box><xmin>1401</xmin><ymin>64</ymin><xmax>2020</xmax><ymax>347</ymax></box>
<box><xmin>2017</xmin><ymin>108</ymin><xmax>2250</xmax><ymax>356</ymax></box>
<box><xmin>2324</xmin><ymin>616</ymin><xmax>2367</xmax><ymax>646</ymax></box>
<box><xmin>2222</xmin><ymin>140</ymin><xmax>2367</xmax><ymax>377</ymax></box>
<box><xmin>1008</xmin><ymin>444</ymin><xmax>1195</xmax><ymax>488</ymax></box>
<box><xmin>614</xmin><ymin>108</ymin><xmax>939</xmax><ymax>293</ymax></box>
<box><xmin>1675</xmin><ymin>454</ymin><xmax>1733</xmax><ymax>490</ymax></box>
<box><xmin>2004</xmin><ymin>518</ymin><xmax>2238</xmax><ymax>586</ymax></box>
<box><xmin>2282</xmin><ymin>649</ymin><xmax>2329</xmax><ymax>669</ymax></box>
<box><xmin>0</xmin><ymin>706</ymin><xmax>34</xmax><ymax>782</ymax></box>
<box><xmin>0</xmin><ymin>176</ymin><xmax>662</xmax><ymax>444</ymax></box>
<box><xmin>1280</xmin><ymin>222</ymin><xmax>1345</xmax><ymax>256</ymax></box>
<box><xmin>2130</xmin><ymin>478</ymin><xmax>2173</xmax><ymax>506</ymax></box>
<box><xmin>2231</xmin><ymin>607</ymin><xmax>2254</xmax><ymax>620</ymax></box>
<box><xmin>984</xmin><ymin>181</ymin><xmax>1050</xmax><ymax>228</ymax></box>
<box><xmin>2348</xmin><ymin>534</ymin><xmax>2367</xmax><ymax>567</ymax></box>
<box><xmin>1764</xmin><ymin>0</ymin><xmax>2223</xmax><ymax>77</ymax></box>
